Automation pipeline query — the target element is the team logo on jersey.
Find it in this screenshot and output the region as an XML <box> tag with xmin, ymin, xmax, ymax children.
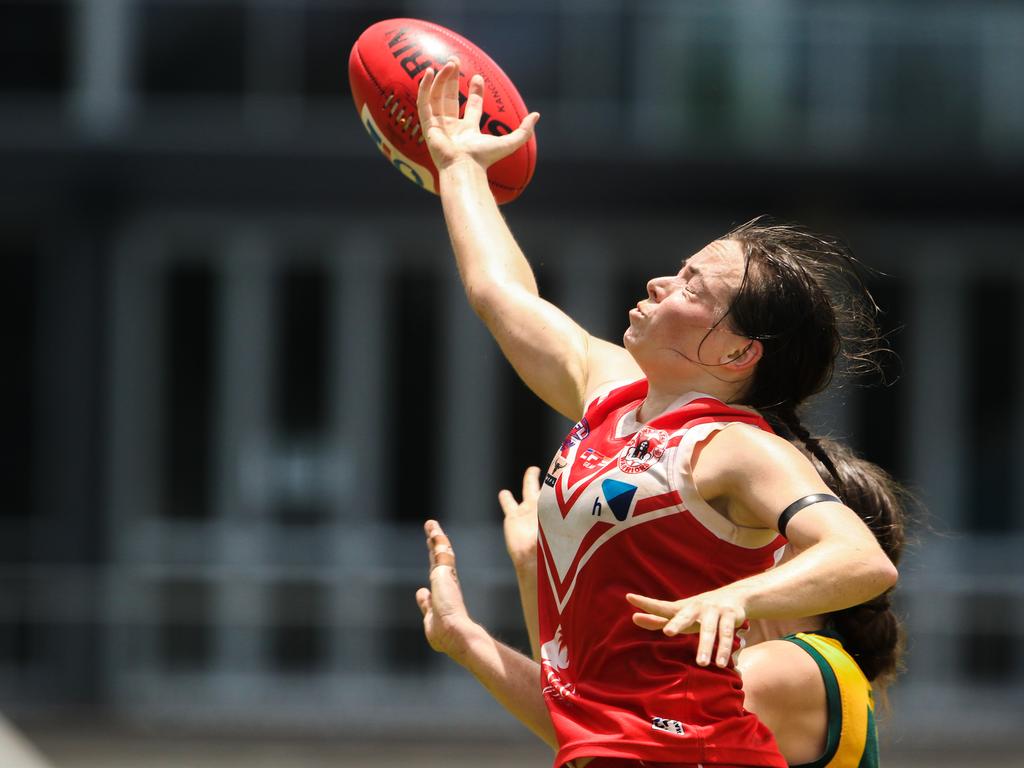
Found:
<box><xmin>579</xmin><ymin>447</ymin><xmax>612</xmax><ymax>471</ymax></box>
<box><xmin>560</xmin><ymin>417</ymin><xmax>591</xmax><ymax>452</ymax></box>
<box><xmin>618</xmin><ymin>426</ymin><xmax>669</xmax><ymax>474</ymax></box>
<box><xmin>541</xmin><ymin>626</ymin><xmax>576</xmax><ymax>699</ymax></box>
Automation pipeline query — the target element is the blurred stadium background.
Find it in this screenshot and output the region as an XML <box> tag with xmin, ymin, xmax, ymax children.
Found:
<box><xmin>1</xmin><ymin>0</ymin><xmax>1023</xmax><ymax>765</ymax></box>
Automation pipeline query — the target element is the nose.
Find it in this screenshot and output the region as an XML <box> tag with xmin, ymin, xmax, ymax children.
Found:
<box><xmin>647</xmin><ymin>276</ymin><xmax>671</xmax><ymax>301</ymax></box>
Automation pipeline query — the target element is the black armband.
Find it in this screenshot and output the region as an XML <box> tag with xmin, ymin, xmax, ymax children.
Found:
<box><xmin>777</xmin><ymin>493</ymin><xmax>841</xmax><ymax>538</ymax></box>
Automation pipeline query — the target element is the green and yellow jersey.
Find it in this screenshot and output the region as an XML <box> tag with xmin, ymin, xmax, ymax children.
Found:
<box><xmin>783</xmin><ymin>631</ymin><xmax>879</xmax><ymax>768</ymax></box>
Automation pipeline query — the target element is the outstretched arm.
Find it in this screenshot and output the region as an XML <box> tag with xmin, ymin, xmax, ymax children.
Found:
<box><xmin>416</xmin><ymin>520</ymin><xmax>556</xmax><ymax>749</ymax></box>
<box><xmin>499</xmin><ymin>467</ymin><xmax>543</xmax><ymax>661</ymax></box>
<box><xmin>418</xmin><ymin>60</ymin><xmax>640</xmax><ymax>421</ymax></box>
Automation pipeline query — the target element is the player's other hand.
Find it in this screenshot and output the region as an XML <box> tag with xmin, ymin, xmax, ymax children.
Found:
<box><xmin>499</xmin><ymin>466</ymin><xmax>541</xmax><ymax>571</ymax></box>
<box><xmin>626</xmin><ymin>586</ymin><xmax>750</xmax><ymax>669</ymax></box>
<box><xmin>416</xmin><ymin>520</ymin><xmax>475</xmax><ymax>661</ymax></box>
<box><xmin>417</xmin><ymin>57</ymin><xmax>539</xmax><ymax>172</ymax></box>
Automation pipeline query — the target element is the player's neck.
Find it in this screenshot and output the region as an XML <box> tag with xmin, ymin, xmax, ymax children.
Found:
<box><xmin>638</xmin><ymin>375</ymin><xmax>745</xmax><ymax>423</ymax></box>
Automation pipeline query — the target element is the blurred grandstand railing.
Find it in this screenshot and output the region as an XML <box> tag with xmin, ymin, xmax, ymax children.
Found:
<box><xmin>0</xmin><ymin>0</ymin><xmax>1022</xmax><ymax>161</ymax></box>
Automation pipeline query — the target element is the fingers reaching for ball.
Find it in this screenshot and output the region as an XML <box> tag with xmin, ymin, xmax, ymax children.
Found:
<box><xmin>416</xmin><ymin>57</ymin><xmax>539</xmax><ymax>174</ymax></box>
<box><xmin>462</xmin><ymin>73</ymin><xmax>485</xmax><ymax>128</ymax></box>
<box><xmin>356</xmin><ymin>19</ymin><xmax>536</xmax><ymax>201</ymax></box>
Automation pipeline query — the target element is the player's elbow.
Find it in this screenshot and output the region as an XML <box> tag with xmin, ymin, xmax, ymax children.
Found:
<box><xmin>465</xmin><ymin>281</ymin><xmax>499</xmax><ymax>319</ymax></box>
<box><xmin>875</xmin><ymin>552</ymin><xmax>899</xmax><ymax>591</ymax></box>
<box><xmin>858</xmin><ymin>546</ymin><xmax>898</xmax><ymax>597</ymax></box>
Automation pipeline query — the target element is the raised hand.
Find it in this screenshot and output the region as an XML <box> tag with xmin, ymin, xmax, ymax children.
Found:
<box><xmin>415</xmin><ymin>519</ymin><xmax>474</xmax><ymax>660</ymax></box>
<box><xmin>498</xmin><ymin>466</ymin><xmax>542</xmax><ymax>570</ymax></box>
<box><xmin>416</xmin><ymin>57</ymin><xmax>539</xmax><ymax>172</ymax></box>
<box><xmin>626</xmin><ymin>585</ymin><xmax>749</xmax><ymax>669</ymax></box>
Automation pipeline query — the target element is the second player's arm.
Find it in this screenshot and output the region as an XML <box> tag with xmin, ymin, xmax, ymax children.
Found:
<box><xmin>500</xmin><ymin>467</ymin><xmax>543</xmax><ymax>661</ymax></box>
<box><xmin>417</xmin><ymin>520</ymin><xmax>555</xmax><ymax>748</ymax></box>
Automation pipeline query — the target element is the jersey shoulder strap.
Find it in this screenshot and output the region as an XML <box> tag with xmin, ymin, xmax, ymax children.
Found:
<box><xmin>783</xmin><ymin>631</ymin><xmax>878</xmax><ymax>768</ymax></box>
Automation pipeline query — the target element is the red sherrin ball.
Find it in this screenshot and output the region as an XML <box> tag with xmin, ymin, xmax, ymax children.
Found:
<box><xmin>349</xmin><ymin>18</ymin><xmax>536</xmax><ymax>204</ymax></box>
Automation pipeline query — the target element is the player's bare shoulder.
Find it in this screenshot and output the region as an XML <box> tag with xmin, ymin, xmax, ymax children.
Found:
<box><xmin>737</xmin><ymin>639</ymin><xmax>822</xmax><ymax>700</ymax></box>
<box><xmin>690</xmin><ymin>422</ymin><xmax>802</xmax><ymax>499</ymax></box>
<box><xmin>736</xmin><ymin>639</ymin><xmax>826</xmax><ymax>758</ymax></box>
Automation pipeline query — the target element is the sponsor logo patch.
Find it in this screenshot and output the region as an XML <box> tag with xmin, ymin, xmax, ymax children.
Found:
<box><xmin>651</xmin><ymin>717</ymin><xmax>685</xmax><ymax>735</ymax></box>
<box><xmin>601</xmin><ymin>479</ymin><xmax>638</xmax><ymax>521</ymax></box>
<box><xmin>545</xmin><ymin>458</ymin><xmax>567</xmax><ymax>487</ymax></box>
<box><xmin>579</xmin><ymin>447</ymin><xmax>612</xmax><ymax>471</ymax></box>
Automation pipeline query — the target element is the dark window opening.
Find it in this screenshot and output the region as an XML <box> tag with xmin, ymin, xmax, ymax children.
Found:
<box><xmin>0</xmin><ymin>234</ymin><xmax>35</xmax><ymax>523</ymax></box>
<box><xmin>386</xmin><ymin>266</ymin><xmax>441</xmax><ymax>523</ymax></box>
<box><xmin>159</xmin><ymin>579</ymin><xmax>212</xmax><ymax>671</ymax></box>
<box><xmin>269</xmin><ymin>581</ymin><xmax>327</xmax><ymax>673</ymax></box>
<box><xmin>161</xmin><ymin>260</ymin><xmax>220</xmax><ymax>520</ymax></box>
<box><xmin>273</xmin><ymin>261</ymin><xmax>330</xmax><ymax>437</ymax></box>
<box><xmin>964</xmin><ymin>278</ymin><xmax>1019</xmax><ymax>533</ymax></box>
<box><xmin>141</xmin><ymin>3</ymin><xmax>246</xmax><ymax>95</ymax></box>
<box><xmin>0</xmin><ymin>2</ymin><xmax>70</xmax><ymax>92</ymax></box>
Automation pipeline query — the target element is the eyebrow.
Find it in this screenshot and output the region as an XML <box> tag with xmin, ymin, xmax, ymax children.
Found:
<box><xmin>680</xmin><ymin>259</ymin><xmax>702</xmax><ymax>276</ymax></box>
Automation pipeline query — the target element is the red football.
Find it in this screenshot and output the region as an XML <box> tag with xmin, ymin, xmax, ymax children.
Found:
<box><xmin>349</xmin><ymin>18</ymin><xmax>536</xmax><ymax>204</ymax></box>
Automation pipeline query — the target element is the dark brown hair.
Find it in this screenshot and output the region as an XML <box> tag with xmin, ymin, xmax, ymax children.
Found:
<box><xmin>715</xmin><ymin>219</ymin><xmax>907</xmax><ymax>687</ymax></box>
<box><xmin>810</xmin><ymin>438</ymin><xmax>907</xmax><ymax>687</ymax></box>
<box><xmin>719</xmin><ymin>217</ymin><xmax>889</xmax><ymax>496</ymax></box>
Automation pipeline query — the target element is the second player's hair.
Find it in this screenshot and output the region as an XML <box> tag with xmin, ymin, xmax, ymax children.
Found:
<box><xmin>808</xmin><ymin>438</ymin><xmax>908</xmax><ymax>688</ymax></box>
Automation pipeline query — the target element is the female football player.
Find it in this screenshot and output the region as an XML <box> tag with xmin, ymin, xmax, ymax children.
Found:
<box><xmin>417</xmin><ymin>438</ymin><xmax>907</xmax><ymax>767</ymax></box>
<box><xmin>415</xmin><ymin>57</ymin><xmax>897</xmax><ymax>767</ymax></box>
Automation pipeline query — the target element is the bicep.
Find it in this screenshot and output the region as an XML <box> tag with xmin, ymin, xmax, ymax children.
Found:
<box><xmin>480</xmin><ymin>285</ymin><xmax>640</xmax><ymax>421</ymax></box>
<box><xmin>694</xmin><ymin>427</ymin><xmax>879</xmax><ymax>550</ymax></box>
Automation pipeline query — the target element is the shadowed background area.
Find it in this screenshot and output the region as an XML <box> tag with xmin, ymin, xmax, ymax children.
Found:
<box><xmin>1</xmin><ymin>0</ymin><xmax>1022</xmax><ymax>765</ymax></box>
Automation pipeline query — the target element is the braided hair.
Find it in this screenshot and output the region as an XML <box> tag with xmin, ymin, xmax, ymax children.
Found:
<box><xmin>806</xmin><ymin>438</ymin><xmax>909</xmax><ymax>688</ymax></box>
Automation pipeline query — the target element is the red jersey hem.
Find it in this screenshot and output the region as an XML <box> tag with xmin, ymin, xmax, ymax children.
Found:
<box><xmin>556</xmin><ymin>742</ymin><xmax>788</xmax><ymax>768</ymax></box>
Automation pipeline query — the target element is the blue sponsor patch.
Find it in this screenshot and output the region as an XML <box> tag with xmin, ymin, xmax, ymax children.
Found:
<box><xmin>601</xmin><ymin>478</ymin><xmax>637</xmax><ymax>521</ymax></box>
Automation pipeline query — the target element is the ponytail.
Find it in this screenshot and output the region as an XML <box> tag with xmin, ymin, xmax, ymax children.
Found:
<box><xmin>827</xmin><ymin>594</ymin><xmax>902</xmax><ymax>684</ymax></box>
<box><xmin>806</xmin><ymin>438</ymin><xmax>909</xmax><ymax>691</ymax></box>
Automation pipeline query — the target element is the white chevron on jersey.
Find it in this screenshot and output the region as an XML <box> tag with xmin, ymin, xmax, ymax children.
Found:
<box><xmin>539</xmin><ymin>409</ymin><xmax>686</xmax><ymax>614</ymax></box>
<box><xmin>540</xmin><ymin>500</ymin><xmax>682</xmax><ymax>615</ymax></box>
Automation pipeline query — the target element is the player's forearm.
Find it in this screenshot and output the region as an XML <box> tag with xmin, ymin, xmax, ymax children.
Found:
<box><xmin>450</xmin><ymin>620</ymin><xmax>557</xmax><ymax>749</ymax></box>
<box><xmin>513</xmin><ymin>564</ymin><xmax>541</xmax><ymax>662</ymax></box>
<box><xmin>438</xmin><ymin>160</ymin><xmax>539</xmax><ymax>310</ymax></box>
<box><xmin>737</xmin><ymin>539</ymin><xmax>897</xmax><ymax>620</ymax></box>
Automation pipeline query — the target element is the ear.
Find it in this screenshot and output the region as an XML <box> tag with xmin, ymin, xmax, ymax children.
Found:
<box><xmin>720</xmin><ymin>339</ymin><xmax>762</xmax><ymax>372</ymax></box>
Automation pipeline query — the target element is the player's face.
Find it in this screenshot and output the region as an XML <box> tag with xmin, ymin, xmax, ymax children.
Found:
<box><xmin>624</xmin><ymin>239</ymin><xmax>750</xmax><ymax>375</ymax></box>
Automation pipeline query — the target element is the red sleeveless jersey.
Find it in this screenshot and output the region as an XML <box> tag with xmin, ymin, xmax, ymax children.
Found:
<box><xmin>537</xmin><ymin>380</ymin><xmax>787</xmax><ymax>768</ymax></box>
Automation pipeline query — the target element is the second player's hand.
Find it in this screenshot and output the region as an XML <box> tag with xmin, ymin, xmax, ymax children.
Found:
<box><xmin>417</xmin><ymin>57</ymin><xmax>539</xmax><ymax>172</ymax></box>
<box><xmin>626</xmin><ymin>587</ymin><xmax>749</xmax><ymax>668</ymax></box>
<box><xmin>499</xmin><ymin>466</ymin><xmax>541</xmax><ymax>570</ymax></box>
<box><xmin>416</xmin><ymin>520</ymin><xmax>476</xmax><ymax>661</ymax></box>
